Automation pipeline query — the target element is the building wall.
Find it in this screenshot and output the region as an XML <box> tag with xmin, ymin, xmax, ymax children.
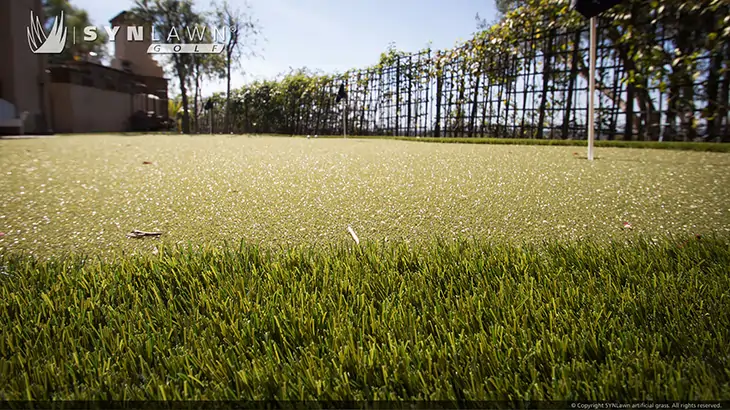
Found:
<box><xmin>50</xmin><ymin>83</ymin><xmax>133</xmax><ymax>133</ymax></box>
<box><xmin>110</xmin><ymin>13</ymin><xmax>165</xmax><ymax>79</ymax></box>
<box><xmin>0</xmin><ymin>2</ymin><xmax>167</xmax><ymax>135</ymax></box>
<box><xmin>0</xmin><ymin>0</ymin><xmax>51</xmax><ymax>133</ymax></box>
<box><xmin>0</xmin><ymin>0</ymin><xmax>16</xmax><ymax>107</ymax></box>
<box><xmin>48</xmin><ymin>60</ymin><xmax>168</xmax><ymax>133</ymax></box>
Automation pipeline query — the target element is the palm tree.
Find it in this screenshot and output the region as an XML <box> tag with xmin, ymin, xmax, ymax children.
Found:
<box><xmin>168</xmin><ymin>98</ymin><xmax>183</xmax><ymax>133</ymax></box>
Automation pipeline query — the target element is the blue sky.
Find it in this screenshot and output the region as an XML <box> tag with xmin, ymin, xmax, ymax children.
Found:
<box><xmin>72</xmin><ymin>0</ymin><xmax>498</xmax><ymax>95</ymax></box>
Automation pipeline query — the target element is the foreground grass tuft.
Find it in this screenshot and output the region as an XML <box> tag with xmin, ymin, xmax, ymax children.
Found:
<box><xmin>1</xmin><ymin>237</ymin><xmax>729</xmax><ymax>401</ymax></box>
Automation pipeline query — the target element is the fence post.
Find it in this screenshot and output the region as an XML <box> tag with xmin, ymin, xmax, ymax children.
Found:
<box><xmin>587</xmin><ymin>16</ymin><xmax>596</xmax><ymax>160</ymax></box>
<box><xmin>343</xmin><ymin>91</ymin><xmax>347</xmax><ymax>138</ymax></box>
<box><xmin>407</xmin><ymin>55</ymin><xmax>413</xmax><ymax>137</ymax></box>
<box><xmin>395</xmin><ymin>56</ymin><xmax>401</xmax><ymax>137</ymax></box>
<box><xmin>425</xmin><ymin>50</ymin><xmax>431</xmax><ymax>138</ymax></box>
<box><xmin>435</xmin><ymin>72</ymin><xmax>443</xmax><ymax>138</ymax></box>
<box><xmin>470</xmin><ymin>67</ymin><xmax>480</xmax><ymax>138</ymax></box>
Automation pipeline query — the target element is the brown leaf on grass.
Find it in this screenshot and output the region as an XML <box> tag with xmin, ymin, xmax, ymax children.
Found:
<box><xmin>142</xmin><ymin>161</ymin><xmax>153</xmax><ymax>165</ymax></box>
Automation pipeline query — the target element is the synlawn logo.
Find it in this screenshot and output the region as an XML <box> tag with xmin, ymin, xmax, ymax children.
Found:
<box><xmin>26</xmin><ymin>10</ymin><xmax>227</xmax><ymax>55</ymax></box>
<box><xmin>27</xmin><ymin>10</ymin><xmax>67</xmax><ymax>54</ymax></box>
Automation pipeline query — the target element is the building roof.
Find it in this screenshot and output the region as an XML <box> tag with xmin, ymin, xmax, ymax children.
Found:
<box><xmin>49</xmin><ymin>60</ymin><xmax>170</xmax><ymax>82</ymax></box>
<box><xmin>109</xmin><ymin>11</ymin><xmax>129</xmax><ymax>25</ymax></box>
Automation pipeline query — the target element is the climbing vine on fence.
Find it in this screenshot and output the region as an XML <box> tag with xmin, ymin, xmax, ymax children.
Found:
<box><xmin>195</xmin><ymin>0</ymin><xmax>730</xmax><ymax>142</ymax></box>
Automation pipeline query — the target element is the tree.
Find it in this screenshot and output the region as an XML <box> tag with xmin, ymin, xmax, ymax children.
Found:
<box><xmin>168</xmin><ymin>97</ymin><xmax>183</xmax><ymax>132</ymax></box>
<box><xmin>191</xmin><ymin>52</ymin><xmax>226</xmax><ymax>133</ymax></box>
<box><xmin>43</xmin><ymin>0</ymin><xmax>108</xmax><ymax>63</ymax></box>
<box><xmin>215</xmin><ymin>0</ymin><xmax>262</xmax><ymax>134</ymax></box>
<box><xmin>484</xmin><ymin>0</ymin><xmax>730</xmax><ymax>141</ymax></box>
<box><xmin>131</xmin><ymin>0</ymin><xmax>205</xmax><ymax>134</ymax></box>
<box><xmin>494</xmin><ymin>0</ymin><xmax>525</xmax><ymax>15</ymax></box>
<box><xmin>188</xmin><ymin>21</ymin><xmax>226</xmax><ymax>133</ymax></box>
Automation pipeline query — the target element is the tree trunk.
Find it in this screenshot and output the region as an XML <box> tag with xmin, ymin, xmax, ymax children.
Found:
<box><xmin>637</xmin><ymin>77</ymin><xmax>661</xmax><ymax>141</ymax></box>
<box><xmin>193</xmin><ymin>72</ymin><xmax>200</xmax><ymax>134</ymax></box>
<box><xmin>469</xmin><ymin>66</ymin><xmax>481</xmax><ymax>138</ymax></box>
<box><xmin>291</xmin><ymin>93</ymin><xmax>298</xmax><ymax>135</ymax></box>
<box><xmin>562</xmin><ymin>30</ymin><xmax>581</xmax><ymax>140</ymax></box>
<box><xmin>537</xmin><ymin>29</ymin><xmax>554</xmax><ymax>139</ymax></box>
<box><xmin>225</xmin><ymin>58</ymin><xmax>232</xmax><ymax>134</ymax></box>
<box><xmin>244</xmin><ymin>99</ymin><xmax>250</xmax><ymax>132</ymax></box>
<box><xmin>495</xmin><ymin>54</ymin><xmax>505</xmax><ymax>138</ymax></box>
<box><xmin>520</xmin><ymin>38</ymin><xmax>536</xmax><ymax>138</ymax></box>
<box><xmin>625</xmin><ymin>78</ymin><xmax>635</xmax><ymax>141</ymax></box>
<box><xmin>176</xmin><ymin>62</ymin><xmax>191</xmax><ymax>134</ymax></box>
<box><xmin>358</xmin><ymin>82</ymin><xmax>366</xmax><ymax>135</ymax></box>
<box><xmin>677</xmin><ymin>24</ymin><xmax>696</xmax><ymax>142</ymax></box>
<box><xmin>504</xmin><ymin>59</ymin><xmax>515</xmax><ymax>138</ymax></box>
<box><xmin>721</xmin><ymin>41</ymin><xmax>730</xmax><ymax>142</ymax></box>
<box><xmin>315</xmin><ymin>87</ymin><xmax>323</xmax><ymax>135</ymax></box>
<box><xmin>576</xmin><ymin>60</ymin><xmax>639</xmax><ymax>135</ymax></box>
<box><xmin>605</xmin><ymin>26</ymin><xmax>659</xmax><ymax>140</ymax></box>
<box><xmin>457</xmin><ymin>75</ymin><xmax>466</xmax><ymax>137</ymax></box>
<box><xmin>706</xmin><ymin>51</ymin><xmax>722</xmax><ymax>141</ymax></box>
<box><xmin>323</xmin><ymin>87</ymin><xmax>332</xmax><ymax>134</ymax></box>
<box><xmin>664</xmin><ymin>71</ymin><xmax>680</xmax><ymax>142</ymax></box>
<box><xmin>607</xmin><ymin>53</ymin><xmax>622</xmax><ymax>140</ymax></box>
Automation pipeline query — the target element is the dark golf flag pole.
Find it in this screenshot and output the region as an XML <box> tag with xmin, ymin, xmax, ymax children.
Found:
<box><xmin>571</xmin><ymin>0</ymin><xmax>625</xmax><ymax>160</ymax></box>
<box><xmin>337</xmin><ymin>83</ymin><xmax>348</xmax><ymax>137</ymax></box>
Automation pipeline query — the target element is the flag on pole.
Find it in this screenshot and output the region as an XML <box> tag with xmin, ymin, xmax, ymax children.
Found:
<box><xmin>336</xmin><ymin>83</ymin><xmax>347</xmax><ymax>103</ymax></box>
<box><xmin>570</xmin><ymin>0</ymin><xmax>624</xmax><ymax>161</ymax></box>
<box><xmin>570</xmin><ymin>0</ymin><xmax>623</xmax><ymax>19</ymax></box>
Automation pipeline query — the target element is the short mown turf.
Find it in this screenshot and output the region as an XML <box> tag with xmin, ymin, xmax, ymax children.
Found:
<box><xmin>1</xmin><ymin>135</ymin><xmax>729</xmax><ymax>258</ymax></box>
<box><xmin>1</xmin><ymin>238</ymin><xmax>729</xmax><ymax>400</ymax></box>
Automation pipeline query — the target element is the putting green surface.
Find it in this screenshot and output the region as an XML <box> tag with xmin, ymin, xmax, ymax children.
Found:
<box><xmin>1</xmin><ymin>134</ymin><xmax>729</xmax><ymax>257</ymax></box>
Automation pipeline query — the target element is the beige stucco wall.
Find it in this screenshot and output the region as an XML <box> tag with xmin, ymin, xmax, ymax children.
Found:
<box><xmin>111</xmin><ymin>23</ymin><xmax>165</xmax><ymax>78</ymax></box>
<box><xmin>0</xmin><ymin>0</ymin><xmax>51</xmax><ymax>133</ymax></box>
<box><xmin>50</xmin><ymin>83</ymin><xmax>132</xmax><ymax>133</ymax></box>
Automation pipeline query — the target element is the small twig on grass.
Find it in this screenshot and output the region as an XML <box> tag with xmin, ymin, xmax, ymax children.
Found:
<box><xmin>126</xmin><ymin>230</ymin><xmax>163</xmax><ymax>239</ymax></box>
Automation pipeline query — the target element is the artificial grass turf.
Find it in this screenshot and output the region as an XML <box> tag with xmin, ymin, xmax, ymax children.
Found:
<box><xmin>1</xmin><ymin>134</ymin><xmax>729</xmax><ymax>401</ymax></box>
<box><xmin>1</xmin><ymin>135</ymin><xmax>729</xmax><ymax>258</ymax></box>
<box><xmin>0</xmin><ymin>237</ymin><xmax>729</xmax><ymax>400</ymax></box>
